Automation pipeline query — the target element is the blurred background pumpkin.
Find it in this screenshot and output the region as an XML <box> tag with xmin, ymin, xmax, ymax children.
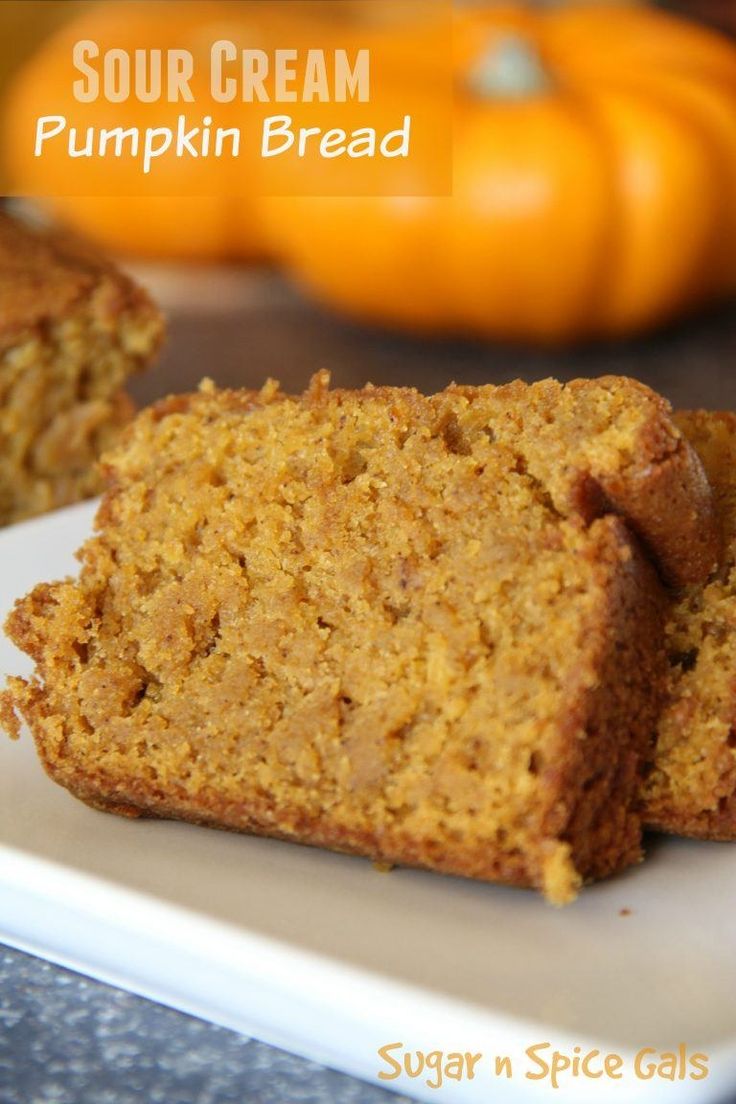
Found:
<box><xmin>2</xmin><ymin>0</ymin><xmax>736</xmax><ymax>348</ymax></box>
<box><xmin>259</xmin><ymin>2</ymin><xmax>736</xmax><ymax>344</ymax></box>
<box><xmin>1</xmin><ymin>0</ymin><xmax>445</xmax><ymax>261</ymax></box>
<box><xmin>1</xmin><ymin>0</ymin><xmax>274</xmax><ymax>262</ymax></box>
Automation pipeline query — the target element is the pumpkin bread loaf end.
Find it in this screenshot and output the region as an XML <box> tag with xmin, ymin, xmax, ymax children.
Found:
<box><xmin>0</xmin><ymin>211</ymin><xmax>164</xmax><ymax>526</ymax></box>
<box><xmin>645</xmin><ymin>410</ymin><xmax>736</xmax><ymax>840</ymax></box>
<box><xmin>2</xmin><ymin>374</ymin><xmax>713</xmax><ymax>902</ymax></box>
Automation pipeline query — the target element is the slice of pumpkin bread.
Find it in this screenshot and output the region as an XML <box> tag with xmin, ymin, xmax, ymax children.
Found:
<box><xmin>0</xmin><ymin>211</ymin><xmax>164</xmax><ymax>526</ymax></box>
<box><xmin>644</xmin><ymin>410</ymin><xmax>736</xmax><ymax>839</ymax></box>
<box><xmin>0</xmin><ymin>375</ymin><xmax>715</xmax><ymax>903</ymax></box>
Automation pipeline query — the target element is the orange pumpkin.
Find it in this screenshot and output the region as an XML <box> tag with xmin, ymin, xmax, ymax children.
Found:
<box><xmin>4</xmin><ymin>0</ymin><xmax>432</xmax><ymax>261</ymax></box>
<box><xmin>3</xmin><ymin>0</ymin><xmax>271</xmax><ymax>261</ymax></box>
<box><xmin>260</xmin><ymin>3</ymin><xmax>736</xmax><ymax>344</ymax></box>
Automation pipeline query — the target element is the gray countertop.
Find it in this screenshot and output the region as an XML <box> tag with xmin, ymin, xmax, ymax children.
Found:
<box><xmin>0</xmin><ymin>944</ymin><xmax>415</xmax><ymax>1104</ymax></box>
<box><xmin>2</xmin><ymin>273</ymin><xmax>734</xmax><ymax>1104</ymax></box>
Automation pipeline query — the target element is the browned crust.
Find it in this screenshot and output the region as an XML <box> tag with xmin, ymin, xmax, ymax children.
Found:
<box><xmin>16</xmin><ymin>756</ymin><xmax>545</xmax><ymax>890</ymax></box>
<box><xmin>672</xmin><ymin>410</ymin><xmax>736</xmax><ymax>551</ymax></box>
<box><xmin>555</xmin><ymin>521</ymin><xmax>666</xmax><ymax>880</ymax></box>
<box><xmin>464</xmin><ymin>375</ymin><xmax>718</xmax><ymax>588</ymax></box>
<box><xmin>647</xmin><ymin>801</ymin><xmax>736</xmax><ymax>843</ymax></box>
<box><xmin>642</xmin><ymin>409</ymin><xmax>736</xmax><ymax>840</ymax></box>
<box><xmin>4</xmin><ymin>647</ymin><xmax>545</xmax><ymax>891</ymax></box>
<box><xmin>598</xmin><ymin>433</ymin><xmax>716</xmax><ymax>589</ymax></box>
<box><xmin>10</xmin><ymin>517</ymin><xmax>665</xmax><ymax>895</ymax></box>
<box><xmin>0</xmin><ymin>211</ymin><xmax>162</xmax><ymax>355</ymax></box>
<box><xmin>2</xmin><ymin>374</ymin><xmax>681</xmax><ymax>904</ymax></box>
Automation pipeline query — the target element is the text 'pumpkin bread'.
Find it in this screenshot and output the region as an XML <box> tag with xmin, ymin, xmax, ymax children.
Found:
<box><xmin>0</xmin><ymin>375</ymin><xmax>717</xmax><ymax>903</ymax></box>
<box><xmin>0</xmin><ymin>211</ymin><xmax>163</xmax><ymax>526</ymax></box>
<box><xmin>645</xmin><ymin>411</ymin><xmax>736</xmax><ymax>840</ymax></box>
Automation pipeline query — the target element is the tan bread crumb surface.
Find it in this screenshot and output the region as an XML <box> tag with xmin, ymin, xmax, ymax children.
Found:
<box><xmin>0</xmin><ymin>212</ymin><xmax>163</xmax><ymax>526</ymax></box>
<box><xmin>5</xmin><ymin>374</ymin><xmax>711</xmax><ymax>902</ymax></box>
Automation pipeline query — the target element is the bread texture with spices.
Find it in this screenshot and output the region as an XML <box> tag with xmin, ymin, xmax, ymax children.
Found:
<box><xmin>0</xmin><ymin>211</ymin><xmax>163</xmax><ymax>525</ymax></box>
<box><xmin>2</xmin><ymin>374</ymin><xmax>714</xmax><ymax>903</ymax></box>
<box><xmin>644</xmin><ymin>410</ymin><xmax>736</xmax><ymax>839</ymax></box>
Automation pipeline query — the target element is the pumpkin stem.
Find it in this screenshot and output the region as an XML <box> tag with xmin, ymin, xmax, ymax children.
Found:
<box><xmin>468</xmin><ymin>34</ymin><xmax>552</xmax><ymax>99</ymax></box>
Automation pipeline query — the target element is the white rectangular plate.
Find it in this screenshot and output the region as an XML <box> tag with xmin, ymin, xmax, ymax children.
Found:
<box><xmin>1</xmin><ymin>503</ymin><xmax>735</xmax><ymax>1103</ymax></box>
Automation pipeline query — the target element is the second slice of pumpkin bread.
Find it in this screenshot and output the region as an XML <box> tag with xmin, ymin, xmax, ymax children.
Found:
<box><xmin>644</xmin><ymin>411</ymin><xmax>736</xmax><ymax>839</ymax></box>
<box><xmin>1</xmin><ymin>375</ymin><xmax>716</xmax><ymax>903</ymax></box>
<box><xmin>0</xmin><ymin>211</ymin><xmax>164</xmax><ymax>526</ymax></box>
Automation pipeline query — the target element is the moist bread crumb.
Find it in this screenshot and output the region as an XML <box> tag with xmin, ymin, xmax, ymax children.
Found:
<box><xmin>2</xmin><ymin>374</ymin><xmax>713</xmax><ymax>902</ymax></box>
<box><xmin>644</xmin><ymin>411</ymin><xmax>736</xmax><ymax>839</ymax></box>
<box><xmin>0</xmin><ymin>212</ymin><xmax>163</xmax><ymax>526</ymax></box>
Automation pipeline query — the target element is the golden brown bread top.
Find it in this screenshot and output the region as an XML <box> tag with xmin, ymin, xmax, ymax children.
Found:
<box><xmin>0</xmin><ymin>211</ymin><xmax>161</xmax><ymax>352</ymax></box>
<box><xmin>123</xmin><ymin>372</ymin><xmax>717</xmax><ymax>588</ymax></box>
<box><xmin>442</xmin><ymin>376</ymin><xmax>717</xmax><ymax>587</ymax></box>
